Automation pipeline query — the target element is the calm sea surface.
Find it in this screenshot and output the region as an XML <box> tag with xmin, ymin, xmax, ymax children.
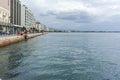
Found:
<box><xmin>0</xmin><ymin>33</ymin><xmax>120</xmax><ymax>80</ymax></box>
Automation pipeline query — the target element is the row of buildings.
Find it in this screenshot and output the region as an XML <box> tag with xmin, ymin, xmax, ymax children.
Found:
<box><xmin>0</xmin><ymin>0</ymin><xmax>50</xmax><ymax>35</ymax></box>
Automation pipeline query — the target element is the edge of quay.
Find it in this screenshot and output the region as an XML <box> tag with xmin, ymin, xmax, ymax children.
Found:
<box><xmin>0</xmin><ymin>33</ymin><xmax>46</xmax><ymax>47</ymax></box>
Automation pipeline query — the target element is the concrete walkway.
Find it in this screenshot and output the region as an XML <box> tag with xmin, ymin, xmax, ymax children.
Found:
<box><xmin>0</xmin><ymin>33</ymin><xmax>44</xmax><ymax>47</ymax></box>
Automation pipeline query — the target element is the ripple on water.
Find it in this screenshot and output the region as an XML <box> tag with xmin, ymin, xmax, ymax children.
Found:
<box><xmin>1</xmin><ymin>33</ymin><xmax>120</xmax><ymax>80</ymax></box>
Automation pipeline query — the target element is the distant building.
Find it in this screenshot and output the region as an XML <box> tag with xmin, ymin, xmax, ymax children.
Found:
<box><xmin>21</xmin><ymin>5</ymin><xmax>36</xmax><ymax>30</ymax></box>
<box><xmin>35</xmin><ymin>22</ymin><xmax>42</xmax><ymax>32</ymax></box>
<box><xmin>46</xmin><ymin>27</ymin><xmax>49</xmax><ymax>32</ymax></box>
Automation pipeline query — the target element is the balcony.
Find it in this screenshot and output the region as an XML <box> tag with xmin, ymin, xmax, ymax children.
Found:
<box><xmin>0</xmin><ymin>22</ymin><xmax>13</xmax><ymax>27</ymax></box>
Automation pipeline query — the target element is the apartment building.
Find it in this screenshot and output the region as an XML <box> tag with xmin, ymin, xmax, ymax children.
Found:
<box><xmin>10</xmin><ymin>0</ymin><xmax>21</xmax><ymax>25</ymax></box>
<box><xmin>0</xmin><ymin>0</ymin><xmax>13</xmax><ymax>34</ymax></box>
<box><xmin>35</xmin><ymin>22</ymin><xmax>42</xmax><ymax>32</ymax></box>
<box><xmin>21</xmin><ymin>5</ymin><xmax>36</xmax><ymax>30</ymax></box>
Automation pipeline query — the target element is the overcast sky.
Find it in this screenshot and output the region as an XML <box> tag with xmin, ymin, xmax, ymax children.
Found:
<box><xmin>21</xmin><ymin>0</ymin><xmax>120</xmax><ymax>31</ymax></box>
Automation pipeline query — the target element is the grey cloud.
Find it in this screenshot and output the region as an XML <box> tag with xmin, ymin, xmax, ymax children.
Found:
<box><xmin>56</xmin><ymin>11</ymin><xmax>94</xmax><ymax>23</ymax></box>
<box><xmin>39</xmin><ymin>11</ymin><xmax>56</xmax><ymax>16</ymax></box>
<box><xmin>21</xmin><ymin>0</ymin><xmax>120</xmax><ymax>31</ymax></box>
<box><xmin>56</xmin><ymin>13</ymin><xmax>78</xmax><ymax>20</ymax></box>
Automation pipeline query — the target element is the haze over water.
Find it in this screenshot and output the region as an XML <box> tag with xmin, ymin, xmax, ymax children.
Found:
<box><xmin>0</xmin><ymin>33</ymin><xmax>120</xmax><ymax>80</ymax></box>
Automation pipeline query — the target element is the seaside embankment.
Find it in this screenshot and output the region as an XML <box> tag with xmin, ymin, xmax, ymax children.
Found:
<box><xmin>0</xmin><ymin>33</ymin><xmax>45</xmax><ymax>47</ymax></box>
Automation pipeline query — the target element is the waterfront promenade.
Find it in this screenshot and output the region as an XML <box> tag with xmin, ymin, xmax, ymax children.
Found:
<box><xmin>0</xmin><ymin>33</ymin><xmax>44</xmax><ymax>47</ymax></box>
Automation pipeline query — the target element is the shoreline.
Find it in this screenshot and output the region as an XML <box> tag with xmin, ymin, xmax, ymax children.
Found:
<box><xmin>48</xmin><ymin>31</ymin><xmax>120</xmax><ymax>33</ymax></box>
<box><xmin>0</xmin><ymin>33</ymin><xmax>45</xmax><ymax>47</ymax></box>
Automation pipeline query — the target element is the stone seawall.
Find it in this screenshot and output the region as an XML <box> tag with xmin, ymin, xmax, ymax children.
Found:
<box><xmin>0</xmin><ymin>33</ymin><xmax>44</xmax><ymax>47</ymax></box>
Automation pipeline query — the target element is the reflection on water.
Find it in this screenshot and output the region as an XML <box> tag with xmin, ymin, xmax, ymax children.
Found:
<box><xmin>0</xmin><ymin>54</ymin><xmax>9</xmax><ymax>77</ymax></box>
<box><xmin>0</xmin><ymin>33</ymin><xmax>120</xmax><ymax>80</ymax></box>
<box><xmin>0</xmin><ymin>44</ymin><xmax>24</xmax><ymax>79</ymax></box>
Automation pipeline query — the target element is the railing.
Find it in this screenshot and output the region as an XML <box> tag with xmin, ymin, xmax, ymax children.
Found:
<box><xmin>0</xmin><ymin>32</ymin><xmax>15</xmax><ymax>36</ymax></box>
<box><xmin>0</xmin><ymin>22</ymin><xmax>44</xmax><ymax>36</ymax></box>
<box><xmin>0</xmin><ymin>22</ymin><xmax>14</xmax><ymax>36</ymax></box>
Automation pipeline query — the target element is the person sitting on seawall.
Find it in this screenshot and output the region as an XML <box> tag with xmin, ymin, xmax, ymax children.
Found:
<box><xmin>24</xmin><ymin>30</ymin><xmax>28</xmax><ymax>34</ymax></box>
<box><xmin>24</xmin><ymin>30</ymin><xmax>28</xmax><ymax>39</ymax></box>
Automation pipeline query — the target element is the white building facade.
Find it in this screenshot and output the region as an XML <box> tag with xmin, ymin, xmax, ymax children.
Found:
<box><xmin>21</xmin><ymin>5</ymin><xmax>36</xmax><ymax>30</ymax></box>
<box><xmin>21</xmin><ymin>5</ymin><xmax>25</xmax><ymax>27</ymax></box>
<box><xmin>0</xmin><ymin>0</ymin><xmax>13</xmax><ymax>34</ymax></box>
<box><xmin>35</xmin><ymin>22</ymin><xmax>42</xmax><ymax>32</ymax></box>
<box><xmin>0</xmin><ymin>7</ymin><xmax>10</xmax><ymax>24</ymax></box>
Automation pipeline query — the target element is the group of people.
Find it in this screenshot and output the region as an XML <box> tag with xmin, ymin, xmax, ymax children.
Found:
<box><xmin>17</xmin><ymin>30</ymin><xmax>28</xmax><ymax>35</ymax></box>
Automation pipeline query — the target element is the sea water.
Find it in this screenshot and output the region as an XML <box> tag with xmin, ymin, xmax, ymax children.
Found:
<box><xmin>0</xmin><ymin>33</ymin><xmax>120</xmax><ymax>80</ymax></box>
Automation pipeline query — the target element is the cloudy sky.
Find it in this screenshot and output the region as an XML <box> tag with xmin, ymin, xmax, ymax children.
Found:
<box><xmin>21</xmin><ymin>0</ymin><xmax>120</xmax><ymax>31</ymax></box>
